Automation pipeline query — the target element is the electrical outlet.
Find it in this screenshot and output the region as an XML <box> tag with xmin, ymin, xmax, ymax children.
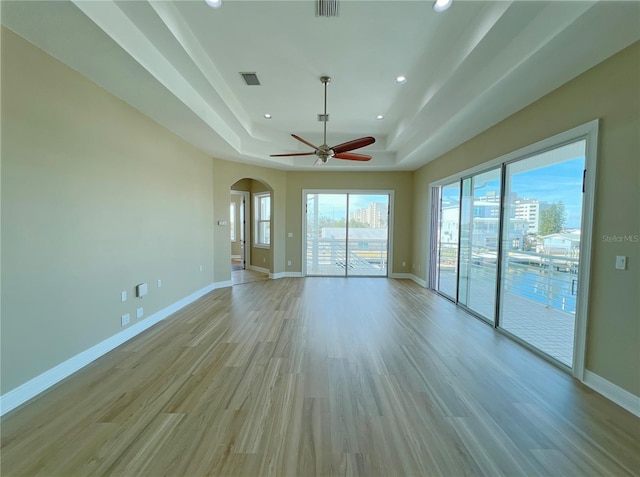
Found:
<box><xmin>402</xmin><ymin>261</ymin><xmax>406</xmax><ymax>267</ymax></box>
<box><xmin>157</xmin><ymin>279</ymin><xmax>162</xmax><ymax>288</ymax></box>
<box><xmin>199</xmin><ymin>265</ymin><xmax>203</xmax><ymax>272</ymax></box>
<box><xmin>121</xmin><ymin>291</ymin><xmax>127</xmax><ymax>302</ymax></box>
<box><xmin>136</xmin><ymin>307</ymin><xmax>144</xmax><ymax>319</ymax></box>
<box><xmin>288</xmin><ymin>260</ymin><xmax>292</xmax><ymax>266</ymax></box>
<box><xmin>263</xmin><ymin>257</ymin><xmax>266</xmax><ymax>263</ymax></box>
<box><xmin>121</xmin><ymin>313</ymin><xmax>130</xmax><ymax>327</ymax></box>
<box><xmin>615</xmin><ymin>256</ymin><xmax>627</xmax><ymax>270</ymax></box>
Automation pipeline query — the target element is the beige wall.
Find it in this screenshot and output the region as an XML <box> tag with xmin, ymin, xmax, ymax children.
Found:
<box><xmin>1</xmin><ymin>28</ymin><xmax>215</xmax><ymax>393</ymax></box>
<box><xmin>211</xmin><ymin>159</ymin><xmax>286</xmax><ymax>282</ymax></box>
<box><xmin>285</xmin><ymin>171</ymin><xmax>414</xmax><ymax>274</ymax></box>
<box><xmin>412</xmin><ymin>42</ymin><xmax>640</xmax><ymax>396</ymax></box>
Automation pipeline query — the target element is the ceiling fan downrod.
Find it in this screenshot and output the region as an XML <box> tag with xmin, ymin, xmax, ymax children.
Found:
<box><xmin>320</xmin><ymin>76</ymin><xmax>330</xmax><ymax>149</ymax></box>
<box><xmin>269</xmin><ymin>75</ymin><xmax>375</xmax><ymax>164</ymax></box>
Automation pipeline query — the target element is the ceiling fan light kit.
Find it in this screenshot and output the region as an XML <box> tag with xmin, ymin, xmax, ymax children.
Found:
<box><xmin>270</xmin><ymin>76</ymin><xmax>375</xmax><ymax>166</ymax></box>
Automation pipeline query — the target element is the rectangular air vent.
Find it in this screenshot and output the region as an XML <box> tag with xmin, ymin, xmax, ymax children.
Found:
<box><xmin>316</xmin><ymin>0</ymin><xmax>339</xmax><ymax>17</ymax></box>
<box><xmin>240</xmin><ymin>72</ymin><xmax>260</xmax><ymax>86</ymax></box>
<box><xmin>317</xmin><ymin>114</ymin><xmax>330</xmax><ymax>122</ymax></box>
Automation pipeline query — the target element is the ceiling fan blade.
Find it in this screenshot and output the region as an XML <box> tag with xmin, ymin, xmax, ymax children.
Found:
<box><xmin>333</xmin><ymin>152</ymin><xmax>372</xmax><ymax>161</ymax></box>
<box><xmin>291</xmin><ymin>134</ymin><xmax>319</xmax><ymax>151</ymax></box>
<box><xmin>270</xmin><ymin>152</ymin><xmax>316</xmax><ymax>157</ymax></box>
<box><xmin>331</xmin><ymin>136</ymin><xmax>376</xmax><ymax>154</ymax></box>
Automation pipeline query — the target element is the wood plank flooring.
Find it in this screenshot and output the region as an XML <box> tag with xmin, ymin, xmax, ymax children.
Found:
<box><xmin>1</xmin><ymin>278</ymin><xmax>638</xmax><ymax>476</ymax></box>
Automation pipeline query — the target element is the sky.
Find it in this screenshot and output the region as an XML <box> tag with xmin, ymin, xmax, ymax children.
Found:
<box><xmin>307</xmin><ymin>193</ymin><xmax>388</xmax><ymax>220</ymax></box>
<box><xmin>442</xmin><ymin>156</ymin><xmax>585</xmax><ymax>229</ymax></box>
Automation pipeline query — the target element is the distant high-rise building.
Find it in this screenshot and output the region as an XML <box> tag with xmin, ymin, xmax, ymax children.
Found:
<box><xmin>350</xmin><ymin>202</ymin><xmax>387</xmax><ymax>228</ymax></box>
<box><xmin>514</xmin><ymin>198</ymin><xmax>549</xmax><ymax>234</ymax></box>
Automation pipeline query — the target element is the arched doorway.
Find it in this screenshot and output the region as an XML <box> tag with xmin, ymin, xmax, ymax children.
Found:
<box><xmin>230</xmin><ymin>178</ymin><xmax>272</xmax><ymax>285</ymax></box>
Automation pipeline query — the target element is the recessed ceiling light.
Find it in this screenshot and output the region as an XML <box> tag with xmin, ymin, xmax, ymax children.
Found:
<box><xmin>205</xmin><ymin>0</ymin><xmax>222</xmax><ymax>9</ymax></box>
<box><xmin>433</xmin><ymin>0</ymin><xmax>452</xmax><ymax>13</ymax></box>
<box><xmin>395</xmin><ymin>76</ymin><xmax>407</xmax><ymax>84</ymax></box>
<box><xmin>376</xmin><ymin>115</ymin><xmax>384</xmax><ymax>120</ymax></box>
<box><xmin>263</xmin><ymin>113</ymin><xmax>272</xmax><ymax>119</ymax></box>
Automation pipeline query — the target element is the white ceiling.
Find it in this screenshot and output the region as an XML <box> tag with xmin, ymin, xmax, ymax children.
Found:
<box><xmin>3</xmin><ymin>1</ymin><xmax>639</xmax><ymax>171</ymax></box>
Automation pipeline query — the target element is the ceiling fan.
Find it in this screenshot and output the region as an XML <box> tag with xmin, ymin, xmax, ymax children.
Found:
<box><xmin>270</xmin><ymin>76</ymin><xmax>375</xmax><ymax>165</ymax></box>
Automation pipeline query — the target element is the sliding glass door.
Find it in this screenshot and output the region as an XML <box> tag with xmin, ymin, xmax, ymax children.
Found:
<box><xmin>305</xmin><ymin>192</ymin><xmax>390</xmax><ymax>277</ymax></box>
<box><xmin>499</xmin><ymin>141</ymin><xmax>586</xmax><ymax>367</ymax></box>
<box><xmin>430</xmin><ymin>135</ymin><xmax>590</xmax><ymax>370</ymax></box>
<box><xmin>458</xmin><ymin>169</ymin><xmax>501</xmax><ymax>322</ymax></box>
<box><xmin>436</xmin><ymin>182</ymin><xmax>460</xmax><ymax>299</ymax></box>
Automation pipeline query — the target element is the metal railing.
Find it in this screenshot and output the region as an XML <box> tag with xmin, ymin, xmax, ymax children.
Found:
<box><xmin>306</xmin><ymin>237</ymin><xmax>387</xmax><ymax>275</ymax></box>
<box><xmin>438</xmin><ymin>243</ymin><xmax>578</xmax><ymax>313</ymax></box>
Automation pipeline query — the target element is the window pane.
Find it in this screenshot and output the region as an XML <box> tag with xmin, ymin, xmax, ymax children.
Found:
<box><xmin>261</xmin><ymin>196</ymin><xmax>271</xmax><ymax>220</ymax></box>
<box><xmin>437</xmin><ymin>182</ymin><xmax>460</xmax><ymax>299</ymax></box>
<box><xmin>259</xmin><ymin>221</ymin><xmax>270</xmax><ymax>245</ymax></box>
<box><xmin>458</xmin><ymin>168</ymin><xmax>501</xmax><ymax>321</ymax></box>
<box><xmin>499</xmin><ymin>140</ymin><xmax>586</xmax><ymax>367</ymax></box>
<box><xmin>254</xmin><ymin>193</ymin><xmax>271</xmax><ymax>246</ymax></box>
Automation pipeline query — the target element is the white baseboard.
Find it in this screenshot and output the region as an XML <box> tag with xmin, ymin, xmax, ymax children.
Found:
<box><xmin>270</xmin><ymin>271</ymin><xmax>304</xmax><ymax>279</ymax></box>
<box><xmin>231</xmin><ymin>255</ymin><xmax>241</xmax><ymax>259</ymax></box>
<box><xmin>389</xmin><ymin>272</ymin><xmax>413</xmax><ymax>279</ymax></box>
<box><xmin>388</xmin><ymin>273</ymin><xmax>427</xmax><ymax>288</ymax></box>
<box><xmin>410</xmin><ymin>274</ymin><xmax>427</xmax><ymax>287</ymax></box>
<box><xmin>215</xmin><ymin>280</ymin><xmax>233</xmax><ymax>289</ymax></box>
<box><xmin>248</xmin><ymin>265</ymin><xmax>269</xmax><ymax>274</ymax></box>
<box><xmin>0</xmin><ymin>281</ymin><xmax>229</xmax><ymax>417</ymax></box>
<box><xmin>583</xmin><ymin>370</ymin><xmax>640</xmax><ymax>417</ymax></box>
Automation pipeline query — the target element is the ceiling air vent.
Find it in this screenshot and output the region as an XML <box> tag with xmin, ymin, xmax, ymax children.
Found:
<box><xmin>240</xmin><ymin>72</ymin><xmax>261</xmax><ymax>86</ymax></box>
<box><xmin>316</xmin><ymin>0</ymin><xmax>338</xmax><ymax>17</ymax></box>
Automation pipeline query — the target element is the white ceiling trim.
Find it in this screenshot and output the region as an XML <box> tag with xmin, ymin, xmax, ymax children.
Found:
<box><xmin>147</xmin><ymin>1</ymin><xmax>253</xmax><ymax>137</ymax></box>
<box><xmin>71</xmin><ymin>0</ymin><xmax>243</xmax><ymax>152</ymax></box>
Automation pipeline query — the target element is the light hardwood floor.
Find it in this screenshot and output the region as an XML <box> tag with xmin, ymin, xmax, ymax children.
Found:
<box><xmin>1</xmin><ymin>278</ymin><xmax>638</xmax><ymax>476</ymax></box>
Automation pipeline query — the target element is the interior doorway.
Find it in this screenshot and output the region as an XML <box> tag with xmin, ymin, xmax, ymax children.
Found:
<box><xmin>230</xmin><ymin>178</ymin><xmax>271</xmax><ymax>285</ymax></box>
<box><xmin>230</xmin><ymin>190</ymin><xmax>249</xmax><ymax>271</ymax></box>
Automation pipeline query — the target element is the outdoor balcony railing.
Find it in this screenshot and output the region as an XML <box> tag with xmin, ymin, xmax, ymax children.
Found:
<box><xmin>439</xmin><ymin>243</ymin><xmax>579</xmax><ymax>313</ymax></box>
<box><xmin>306</xmin><ymin>237</ymin><xmax>387</xmax><ymax>276</ymax></box>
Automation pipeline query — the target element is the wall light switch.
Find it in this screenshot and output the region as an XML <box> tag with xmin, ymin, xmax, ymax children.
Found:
<box><xmin>157</xmin><ymin>279</ymin><xmax>162</xmax><ymax>288</ymax></box>
<box><xmin>217</xmin><ymin>220</ymin><xmax>227</xmax><ymax>226</ymax></box>
<box><xmin>121</xmin><ymin>291</ymin><xmax>127</xmax><ymax>302</ymax></box>
<box><xmin>615</xmin><ymin>255</ymin><xmax>627</xmax><ymax>270</ymax></box>
<box><xmin>136</xmin><ymin>307</ymin><xmax>144</xmax><ymax>319</ymax></box>
<box><xmin>288</xmin><ymin>232</ymin><xmax>293</xmax><ymax>238</ymax></box>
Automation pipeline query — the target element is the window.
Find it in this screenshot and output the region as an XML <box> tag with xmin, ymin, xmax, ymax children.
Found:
<box><xmin>254</xmin><ymin>192</ymin><xmax>271</xmax><ymax>247</ymax></box>
<box><xmin>230</xmin><ymin>202</ymin><xmax>236</xmax><ymax>242</ymax></box>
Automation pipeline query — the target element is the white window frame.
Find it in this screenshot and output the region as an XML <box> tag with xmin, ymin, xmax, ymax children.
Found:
<box><xmin>254</xmin><ymin>192</ymin><xmax>271</xmax><ymax>248</ymax></box>
<box><xmin>301</xmin><ymin>189</ymin><xmax>395</xmax><ymax>277</ymax></box>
